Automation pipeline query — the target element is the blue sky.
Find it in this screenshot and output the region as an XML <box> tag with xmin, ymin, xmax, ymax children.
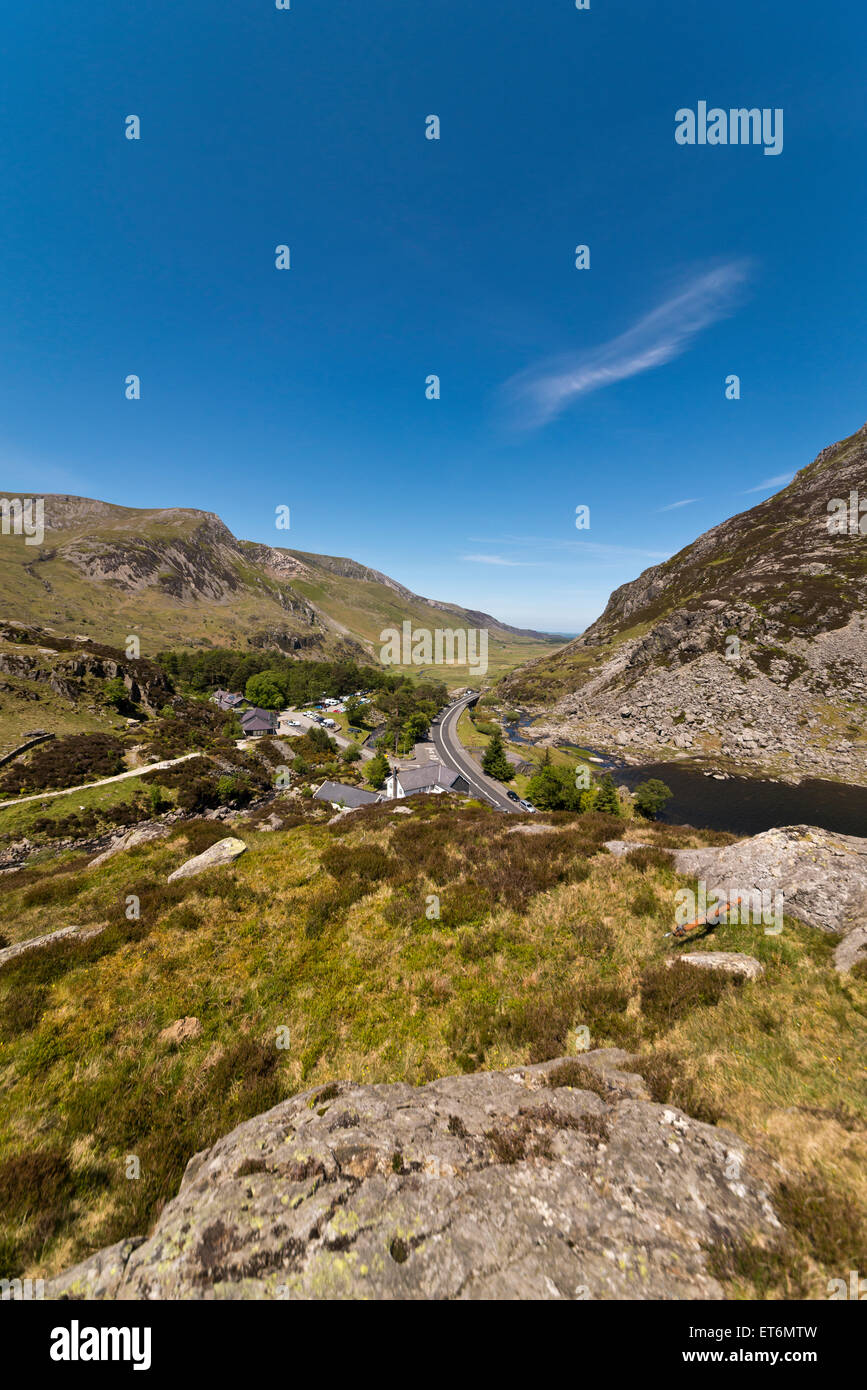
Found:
<box><xmin>2</xmin><ymin>1</ymin><xmax>865</xmax><ymax>633</ymax></box>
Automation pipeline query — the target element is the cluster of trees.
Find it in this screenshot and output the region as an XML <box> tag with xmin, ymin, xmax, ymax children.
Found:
<box><xmin>370</xmin><ymin>679</ymin><xmax>448</xmax><ymax>755</ymax></box>
<box><xmin>524</xmin><ymin>760</ymin><xmax>622</xmax><ymax>814</ymax></box>
<box><xmin>157</xmin><ymin>649</ymin><xmax>401</xmax><ymax>708</ymax></box>
<box><xmin>524</xmin><ymin>757</ymin><xmax>672</xmax><ymax>820</ymax></box>
<box><xmin>365</xmin><ymin>751</ymin><xmax>390</xmax><ymax>789</ymax></box>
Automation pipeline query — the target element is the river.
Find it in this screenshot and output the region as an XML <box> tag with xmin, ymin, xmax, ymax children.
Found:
<box><xmin>504</xmin><ymin>719</ymin><xmax>867</xmax><ymax>838</ymax></box>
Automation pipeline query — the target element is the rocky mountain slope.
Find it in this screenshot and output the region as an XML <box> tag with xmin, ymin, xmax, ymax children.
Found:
<box><xmin>0</xmin><ymin>494</ymin><xmax>563</xmax><ymax>674</ymax></box>
<box><xmin>503</xmin><ymin>422</ymin><xmax>867</xmax><ymax>783</ymax></box>
<box><xmin>46</xmin><ymin>1052</ymin><xmax>783</xmax><ymax>1301</ymax></box>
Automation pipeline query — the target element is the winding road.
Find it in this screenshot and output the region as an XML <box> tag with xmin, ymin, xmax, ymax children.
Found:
<box><xmin>432</xmin><ymin>695</ymin><xmax>521</xmax><ymax>814</ymax></box>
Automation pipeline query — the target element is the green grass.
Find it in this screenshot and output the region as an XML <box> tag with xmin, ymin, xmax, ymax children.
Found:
<box><xmin>0</xmin><ymin>799</ymin><xmax>864</xmax><ymax>1295</ymax></box>
<box><xmin>0</xmin><ymin>776</ymin><xmax>176</xmax><ymax>846</ymax></box>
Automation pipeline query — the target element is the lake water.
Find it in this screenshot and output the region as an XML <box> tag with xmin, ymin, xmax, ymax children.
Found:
<box><xmin>505</xmin><ymin>719</ymin><xmax>867</xmax><ymax>838</ymax></box>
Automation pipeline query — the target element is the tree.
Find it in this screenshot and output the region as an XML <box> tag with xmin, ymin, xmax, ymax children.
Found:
<box><xmin>366</xmin><ymin>752</ymin><xmax>390</xmax><ymax>789</ymax></box>
<box><xmin>216</xmin><ymin>774</ymin><xmax>249</xmax><ymax>805</ymax></box>
<box><xmin>341</xmin><ymin>741</ymin><xmax>361</xmax><ymax>764</ymax></box>
<box><xmin>306</xmin><ymin>725</ymin><xmax>337</xmax><ymax>753</ymax></box>
<box><xmin>633</xmin><ymin>778</ymin><xmax>673</xmax><ymax>820</ymax></box>
<box><xmin>525</xmin><ymin>763</ymin><xmax>582</xmax><ymax>811</ymax></box>
<box><xmin>344</xmin><ymin>697</ymin><xmax>368</xmax><ymax>728</ymax></box>
<box><xmin>244</xmin><ymin>671</ymin><xmax>286</xmax><ymax>710</ymax></box>
<box><xmin>594</xmin><ymin>773</ymin><xmax>623</xmax><ymax>816</ymax></box>
<box><xmin>481</xmin><ymin>727</ymin><xmax>512</xmax><ymax>782</ymax></box>
<box><xmin>102</xmin><ymin>677</ymin><xmax>132</xmax><ymax>713</ymax></box>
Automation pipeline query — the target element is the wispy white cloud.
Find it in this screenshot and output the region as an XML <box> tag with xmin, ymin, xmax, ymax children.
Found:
<box><xmin>466</xmin><ymin>535</ymin><xmax>670</xmax><ymax>561</ymax></box>
<box><xmin>460</xmin><ymin>553</ymin><xmax>539</xmax><ymax>567</ymax></box>
<box><xmin>741</xmin><ymin>472</ymin><xmax>794</xmax><ymax>494</ymax></box>
<box><xmin>500</xmin><ymin>262</ymin><xmax>751</xmax><ymax>429</ymax></box>
<box><xmin>657</xmin><ymin>497</ymin><xmax>699</xmax><ymax>512</ymax></box>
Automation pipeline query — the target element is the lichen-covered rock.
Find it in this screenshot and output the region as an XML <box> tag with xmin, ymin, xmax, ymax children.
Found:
<box><xmin>670</xmin><ymin>825</ymin><xmax>867</xmax><ymax>938</ymax></box>
<box><xmin>45</xmin><ymin>1052</ymin><xmax>781</xmax><ymax>1301</ymax></box>
<box><xmin>167</xmin><ymin>837</ymin><xmax>247</xmax><ymax>882</ymax></box>
<box><xmin>606</xmin><ymin>824</ymin><xmax>867</xmax><ymax>970</ymax></box>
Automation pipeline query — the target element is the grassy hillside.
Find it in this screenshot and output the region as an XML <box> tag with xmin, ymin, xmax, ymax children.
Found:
<box><xmin>0</xmin><ymin>495</ymin><xmax>564</xmax><ymax>677</ymax></box>
<box><xmin>0</xmin><ymin>798</ymin><xmax>864</xmax><ymax>1297</ymax></box>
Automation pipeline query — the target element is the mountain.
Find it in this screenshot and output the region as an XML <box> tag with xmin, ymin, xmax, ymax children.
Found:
<box><xmin>501</xmin><ymin>421</ymin><xmax>867</xmax><ymax>783</ymax></box>
<box><xmin>0</xmin><ymin>494</ymin><xmax>564</xmax><ymax>676</ymax></box>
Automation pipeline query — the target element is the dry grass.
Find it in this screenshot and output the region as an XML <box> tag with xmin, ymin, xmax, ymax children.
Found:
<box><xmin>0</xmin><ymin>797</ymin><xmax>863</xmax><ymax>1298</ymax></box>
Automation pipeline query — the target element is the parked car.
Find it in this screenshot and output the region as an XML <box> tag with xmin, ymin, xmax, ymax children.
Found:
<box><xmin>506</xmin><ymin>789</ymin><xmax>520</xmax><ymax>802</ymax></box>
<box><xmin>519</xmin><ymin>799</ymin><xmax>537</xmax><ymax>813</ymax></box>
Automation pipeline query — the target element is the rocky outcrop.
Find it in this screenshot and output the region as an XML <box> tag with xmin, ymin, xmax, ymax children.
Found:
<box><xmin>89</xmin><ymin>822</ymin><xmax>171</xmax><ymax>867</ymax></box>
<box><xmin>607</xmin><ymin>824</ymin><xmax>867</xmax><ymax>971</ymax></box>
<box><xmin>666</xmin><ymin>952</ymin><xmax>764</xmax><ymax>980</ymax></box>
<box><xmin>0</xmin><ymin>632</ymin><xmax>174</xmax><ymax>714</ymax></box>
<box><xmin>45</xmin><ymin>1052</ymin><xmax>782</xmax><ymax>1301</ymax></box>
<box><xmin>167</xmin><ymin>837</ymin><xmax>247</xmax><ymax>882</ymax></box>
<box><xmin>0</xmin><ymin>922</ymin><xmax>106</xmax><ymax>970</ymax></box>
<box><xmin>671</xmin><ymin>825</ymin><xmax>867</xmax><ymax>939</ymax></box>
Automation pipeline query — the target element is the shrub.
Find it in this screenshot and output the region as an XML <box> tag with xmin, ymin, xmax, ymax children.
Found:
<box><xmin>496</xmin><ymin>987</ymin><xmax>580</xmax><ymax>1064</ymax></box>
<box><xmin>546</xmin><ymin>1060</ymin><xmax>610</xmax><ymax>1098</ymax></box>
<box><xmin>633</xmin><ymin>779</ymin><xmax>673</xmax><ymax>820</ymax></box>
<box><xmin>630</xmin><ymin>1049</ymin><xmax>723</xmax><ymax>1125</ymax></box>
<box><xmin>625</xmin><ymin>847</ymin><xmax>674</xmax><ymax>873</ymax></box>
<box><xmin>630</xmin><ymin>883</ymin><xmax>662</xmax><ymax>916</ymax></box>
<box><xmin>440</xmin><ymin>882</ymin><xmax>493</xmax><ymax>928</ymax></box>
<box><xmin>774</xmin><ymin>1176</ymin><xmax>867</xmax><ymax>1271</ymax></box>
<box><xmin>169</xmin><ymin>820</ymin><xmax>232</xmax><ymax>856</ymax></box>
<box><xmin>639</xmin><ymin>960</ymin><xmax>738</xmax><ymax>1033</ymax></box>
<box><xmin>0</xmin><ymin>733</ymin><xmax>125</xmax><ymax>794</ymax></box>
<box><xmin>0</xmin><ymin>984</ymin><xmax>48</xmax><ymax>1041</ymax></box>
<box><xmin>320</xmin><ymin>843</ymin><xmax>396</xmax><ymax>885</ymax></box>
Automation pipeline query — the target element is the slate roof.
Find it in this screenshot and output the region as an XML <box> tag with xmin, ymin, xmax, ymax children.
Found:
<box><xmin>395</xmin><ymin>764</ymin><xmax>465</xmax><ymax>793</ymax></box>
<box><xmin>313</xmin><ymin>781</ymin><xmax>381</xmax><ymax>809</ymax></box>
<box><xmin>239</xmin><ymin>706</ymin><xmax>277</xmax><ymax>732</ymax></box>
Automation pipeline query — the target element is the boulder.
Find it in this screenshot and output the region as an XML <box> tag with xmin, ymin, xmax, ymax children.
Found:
<box><xmin>666</xmin><ymin>951</ymin><xmax>764</xmax><ymax>980</ymax></box>
<box><xmin>833</xmin><ymin>926</ymin><xmax>867</xmax><ymax>975</ymax></box>
<box><xmin>0</xmin><ymin>922</ymin><xmax>106</xmax><ymax>971</ymax></box>
<box><xmin>44</xmin><ymin>1052</ymin><xmax>781</xmax><ymax>1302</ymax></box>
<box><xmin>167</xmin><ymin>837</ymin><xmax>247</xmax><ymax>882</ymax></box>
<box><xmin>670</xmin><ymin>826</ymin><xmax>867</xmax><ymax>938</ymax></box>
<box><xmin>606</xmin><ymin>825</ymin><xmax>867</xmax><ymax>971</ymax></box>
<box><xmin>158</xmin><ymin>1017</ymin><xmax>203</xmax><ymax>1046</ymax></box>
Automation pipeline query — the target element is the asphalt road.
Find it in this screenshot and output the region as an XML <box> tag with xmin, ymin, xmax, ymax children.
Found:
<box><xmin>432</xmin><ymin>695</ymin><xmax>521</xmax><ymax>814</ymax></box>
